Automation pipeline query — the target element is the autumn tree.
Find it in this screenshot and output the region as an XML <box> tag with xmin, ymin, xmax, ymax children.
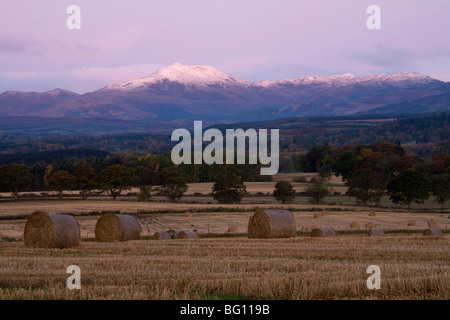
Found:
<box><xmin>99</xmin><ymin>165</ymin><xmax>137</xmax><ymax>200</ymax></box>
<box><xmin>295</xmin><ymin>146</ymin><xmax>328</xmax><ymax>172</ymax></box>
<box><xmin>430</xmin><ymin>174</ymin><xmax>450</xmax><ymax>208</ymax></box>
<box><xmin>212</xmin><ymin>165</ymin><xmax>247</xmax><ymax>204</ymax></box>
<box><xmin>74</xmin><ymin>165</ymin><xmax>97</xmax><ymax>200</ymax></box>
<box><xmin>345</xmin><ymin>169</ymin><xmax>386</xmax><ymax>205</ymax></box>
<box><xmin>304</xmin><ymin>176</ymin><xmax>330</xmax><ymax>204</ymax></box>
<box><xmin>43</xmin><ymin>164</ymin><xmax>53</xmax><ymax>189</ymax></box>
<box><xmin>158</xmin><ymin>166</ymin><xmax>189</xmax><ymax>202</ymax></box>
<box><xmin>273</xmin><ymin>181</ymin><xmax>296</xmax><ymax>204</ymax></box>
<box><xmin>327</xmin><ymin>149</ymin><xmax>361</xmax><ymax>180</ymax></box>
<box><xmin>47</xmin><ymin>170</ymin><xmax>76</xmax><ymax>199</ymax></box>
<box><xmin>135</xmin><ymin>166</ymin><xmax>158</xmax><ymax>201</ymax></box>
<box><xmin>387</xmin><ymin>169</ymin><xmax>430</xmax><ymax>208</ymax></box>
<box><xmin>0</xmin><ymin>164</ymin><xmax>33</xmax><ymax>198</ymax></box>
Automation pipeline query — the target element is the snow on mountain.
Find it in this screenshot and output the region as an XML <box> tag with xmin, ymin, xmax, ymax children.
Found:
<box><xmin>263</xmin><ymin>71</ymin><xmax>436</xmax><ymax>88</ymax></box>
<box><xmin>106</xmin><ymin>62</ymin><xmax>250</xmax><ymax>90</ymax></box>
<box><xmin>106</xmin><ymin>63</ymin><xmax>437</xmax><ymax>93</ymax></box>
<box><xmin>1</xmin><ymin>63</ymin><xmax>447</xmax><ymax>121</ymax></box>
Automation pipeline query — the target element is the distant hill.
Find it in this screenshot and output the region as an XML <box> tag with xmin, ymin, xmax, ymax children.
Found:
<box><xmin>0</xmin><ymin>148</ymin><xmax>109</xmax><ymax>166</ymax></box>
<box><xmin>0</xmin><ymin>89</ymin><xmax>78</xmax><ymax>115</ymax></box>
<box><xmin>1</xmin><ymin>63</ymin><xmax>450</xmax><ymax>123</ymax></box>
<box><xmin>0</xmin><ymin>116</ymin><xmax>210</xmax><ymax>135</ymax></box>
<box><xmin>361</xmin><ymin>93</ymin><xmax>450</xmax><ymax>115</ymax></box>
<box><xmin>1</xmin><ymin>112</ymin><xmax>448</xmax><ymax>161</ymax></box>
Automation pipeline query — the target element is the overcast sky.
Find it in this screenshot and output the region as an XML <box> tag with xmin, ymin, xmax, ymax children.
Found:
<box><xmin>1</xmin><ymin>0</ymin><xmax>449</xmax><ymax>93</ymax></box>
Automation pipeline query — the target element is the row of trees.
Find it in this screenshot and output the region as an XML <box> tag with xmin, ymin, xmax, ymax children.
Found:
<box><xmin>2</xmin><ymin>152</ymin><xmax>272</xmax><ymax>193</ymax></box>
<box><xmin>0</xmin><ymin>162</ymin><xmax>252</xmax><ymax>203</ymax></box>
<box><xmin>1</xmin><ymin>140</ymin><xmax>449</xmax><ymax>207</ymax></box>
<box><xmin>0</xmin><ymin>163</ymin><xmax>179</xmax><ymax>201</ymax></box>
<box><xmin>296</xmin><ymin>141</ymin><xmax>450</xmax><ymax>207</ymax></box>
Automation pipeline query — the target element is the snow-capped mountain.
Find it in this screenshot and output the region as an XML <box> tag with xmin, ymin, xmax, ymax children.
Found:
<box><xmin>106</xmin><ymin>63</ymin><xmax>250</xmax><ymax>90</ymax></box>
<box><xmin>0</xmin><ymin>63</ymin><xmax>449</xmax><ymax>122</ymax></box>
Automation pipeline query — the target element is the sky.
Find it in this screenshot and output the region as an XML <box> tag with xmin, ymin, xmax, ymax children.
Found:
<box><xmin>1</xmin><ymin>0</ymin><xmax>450</xmax><ymax>94</ymax></box>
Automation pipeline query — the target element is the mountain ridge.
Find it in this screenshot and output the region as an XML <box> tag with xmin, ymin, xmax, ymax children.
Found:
<box><xmin>1</xmin><ymin>63</ymin><xmax>449</xmax><ymax>122</ymax></box>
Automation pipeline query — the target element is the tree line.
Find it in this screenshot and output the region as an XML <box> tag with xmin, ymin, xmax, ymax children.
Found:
<box><xmin>295</xmin><ymin>140</ymin><xmax>450</xmax><ymax>208</ymax></box>
<box><xmin>0</xmin><ymin>158</ymin><xmax>269</xmax><ymax>203</ymax></box>
<box><xmin>1</xmin><ymin>140</ymin><xmax>449</xmax><ymax>207</ymax></box>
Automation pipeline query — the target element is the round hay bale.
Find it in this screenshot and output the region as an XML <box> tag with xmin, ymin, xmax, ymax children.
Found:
<box><xmin>350</xmin><ymin>221</ymin><xmax>359</xmax><ymax>228</ymax></box>
<box><xmin>423</xmin><ymin>228</ymin><xmax>442</xmax><ymax>236</ymax></box>
<box><xmin>185</xmin><ymin>212</ymin><xmax>192</xmax><ymax>218</ymax></box>
<box><xmin>152</xmin><ymin>232</ymin><xmax>171</xmax><ymax>240</ymax></box>
<box><xmin>313</xmin><ymin>212</ymin><xmax>321</xmax><ymax>219</ymax></box>
<box><xmin>430</xmin><ymin>222</ymin><xmax>439</xmax><ymax>228</ymax></box>
<box><xmin>311</xmin><ymin>225</ymin><xmax>320</xmax><ymax>231</ymax></box>
<box><xmin>173</xmin><ymin>231</ymin><xmax>182</xmax><ymax>239</ymax></box>
<box><xmin>95</xmin><ymin>214</ymin><xmax>141</xmax><ymax>242</ymax></box>
<box><xmin>365</xmin><ymin>223</ymin><xmax>376</xmax><ymax>229</ymax></box>
<box><xmin>321</xmin><ymin>210</ymin><xmax>328</xmax><ymax>216</ymax></box>
<box><xmin>248</xmin><ymin>210</ymin><xmax>296</xmax><ymax>239</ymax></box>
<box><xmin>177</xmin><ymin>231</ymin><xmax>198</xmax><ymax>239</ymax></box>
<box><xmin>227</xmin><ymin>224</ymin><xmax>239</xmax><ymax>233</ymax></box>
<box><xmin>407</xmin><ymin>220</ymin><xmax>416</xmax><ymax>227</ymax></box>
<box><xmin>24</xmin><ymin>211</ymin><xmax>80</xmax><ymax>249</ymax></box>
<box><xmin>310</xmin><ymin>227</ymin><xmax>336</xmax><ymax>237</ymax></box>
<box><xmin>369</xmin><ymin>211</ymin><xmax>376</xmax><ymax>217</ymax></box>
<box><xmin>427</xmin><ymin>219</ymin><xmax>439</xmax><ymax>228</ymax></box>
<box><xmin>368</xmin><ymin>229</ymin><xmax>384</xmax><ymax>237</ymax></box>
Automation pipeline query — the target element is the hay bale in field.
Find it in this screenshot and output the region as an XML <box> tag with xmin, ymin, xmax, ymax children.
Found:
<box><xmin>152</xmin><ymin>232</ymin><xmax>171</xmax><ymax>240</ymax></box>
<box><xmin>24</xmin><ymin>211</ymin><xmax>80</xmax><ymax>249</ymax></box>
<box><xmin>95</xmin><ymin>214</ymin><xmax>141</xmax><ymax>242</ymax></box>
<box><xmin>310</xmin><ymin>227</ymin><xmax>336</xmax><ymax>237</ymax></box>
<box><xmin>423</xmin><ymin>228</ymin><xmax>442</xmax><ymax>236</ymax></box>
<box><xmin>350</xmin><ymin>221</ymin><xmax>359</xmax><ymax>228</ymax></box>
<box><xmin>177</xmin><ymin>231</ymin><xmax>198</xmax><ymax>239</ymax></box>
<box><xmin>369</xmin><ymin>211</ymin><xmax>376</xmax><ymax>217</ymax></box>
<box><xmin>368</xmin><ymin>229</ymin><xmax>384</xmax><ymax>237</ymax></box>
<box><xmin>227</xmin><ymin>224</ymin><xmax>239</xmax><ymax>233</ymax></box>
<box><xmin>427</xmin><ymin>219</ymin><xmax>439</xmax><ymax>228</ymax></box>
<box><xmin>173</xmin><ymin>231</ymin><xmax>182</xmax><ymax>239</ymax></box>
<box><xmin>321</xmin><ymin>210</ymin><xmax>328</xmax><ymax>216</ymax></box>
<box><xmin>365</xmin><ymin>223</ymin><xmax>376</xmax><ymax>229</ymax></box>
<box><xmin>407</xmin><ymin>220</ymin><xmax>416</xmax><ymax>227</ymax></box>
<box><xmin>248</xmin><ymin>210</ymin><xmax>296</xmax><ymax>239</ymax></box>
<box><xmin>311</xmin><ymin>225</ymin><xmax>320</xmax><ymax>231</ymax></box>
<box><xmin>313</xmin><ymin>212</ymin><xmax>321</xmax><ymax>219</ymax></box>
<box><xmin>185</xmin><ymin>212</ymin><xmax>192</xmax><ymax>218</ymax></box>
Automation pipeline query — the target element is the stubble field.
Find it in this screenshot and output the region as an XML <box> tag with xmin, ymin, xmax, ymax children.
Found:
<box><xmin>0</xmin><ymin>179</ymin><xmax>449</xmax><ymax>300</ymax></box>
<box><xmin>1</xmin><ymin>236</ymin><xmax>449</xmax><ymax>300</ymax></box>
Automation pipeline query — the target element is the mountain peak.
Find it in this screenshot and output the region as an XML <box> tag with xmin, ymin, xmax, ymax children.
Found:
<box><xmin>106</xmin><ymin>63</ymin><xmax>248</xmax><ymax>90</ymax></box>
<box><xmin>42</xmin><ymin>88</ymin><xmax>78</xmax><ymax>96</ymax></box>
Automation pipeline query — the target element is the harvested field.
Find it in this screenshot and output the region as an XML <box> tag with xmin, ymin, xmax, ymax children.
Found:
<box><xmin>1</xmin><ymin>208</ymin><xmax>449</xmax><ymax>240</ymax></box>
<box><xmin>0</xmin><ymin>193</ymin><xmax>449</xmax><ymax>300</ymax></box>
<box><xmin>0</xmin><ymin>236</ymin><xmax>449</xmax><ymax>300</ymax></box>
